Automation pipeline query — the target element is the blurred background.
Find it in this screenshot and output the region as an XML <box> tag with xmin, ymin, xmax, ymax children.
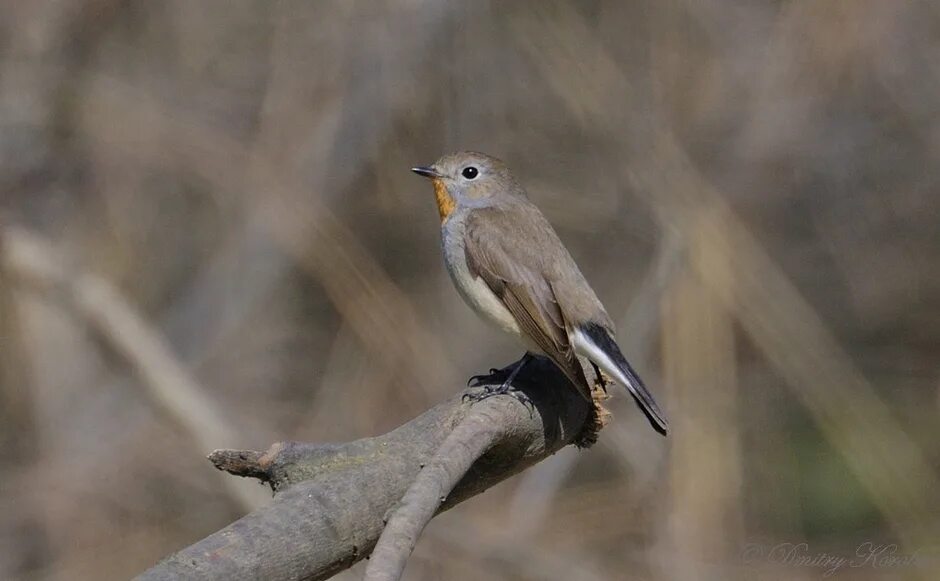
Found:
<box><xmin>1</xmin><ymin>1</ymin><xmax>939</xmax><ymax>579</ymax></box>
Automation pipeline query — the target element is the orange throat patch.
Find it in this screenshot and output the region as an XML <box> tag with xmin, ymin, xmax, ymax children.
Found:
<box><xmin>432</xmin><ymin>178</ymin><xmax>456</xmax><ymax>222</ymax></box>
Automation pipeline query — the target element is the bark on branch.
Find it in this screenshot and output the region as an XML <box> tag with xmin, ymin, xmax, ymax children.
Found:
<box><xmin>137</xmin><ymin>356</ymin><xmax>605</xmax><ymax>581</ymax></box>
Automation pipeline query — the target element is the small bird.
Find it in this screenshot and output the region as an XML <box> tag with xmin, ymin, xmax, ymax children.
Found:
<box><xmin>413</xmin><ymin>151</ymin><xmax>667</xmax><ymax>436</ymax></box>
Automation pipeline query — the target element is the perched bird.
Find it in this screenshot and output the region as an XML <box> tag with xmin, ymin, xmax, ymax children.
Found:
<box><xmin>413</xmin><ymin>151</ymin><xmax>668</xmax><ymax>436</ymax></box>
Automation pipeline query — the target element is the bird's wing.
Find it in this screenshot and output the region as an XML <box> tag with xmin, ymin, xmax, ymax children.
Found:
<box><xmin>463</xmin><ymin>206</ymin><xmax>592</xmax><ymax>400</ymax></box>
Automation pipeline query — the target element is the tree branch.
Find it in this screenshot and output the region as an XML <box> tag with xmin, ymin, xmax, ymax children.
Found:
<box><xmin>136</xmin><ymin>356</ymin><xmax>604</xmax><ymax>581</ymax></box>
<box><xmin>364</xmin><ymin>402</ymin><xmax>511</xmax><ymax>581</ymax></box>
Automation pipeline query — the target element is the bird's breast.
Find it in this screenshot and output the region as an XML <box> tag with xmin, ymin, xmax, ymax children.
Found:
<box><xmin>441</xmin><ymin>215</ymin><xmax>524</xmax><ymax>340</ymax></box>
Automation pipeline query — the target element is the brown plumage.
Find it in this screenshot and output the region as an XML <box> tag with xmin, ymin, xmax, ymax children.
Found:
<box><xmin>463</xmin><ymin>204</ymin><xmax>602</xmax><ymax>401</ymax></box>
<box><xmin>413</xmin><ymin>151</ymin><xmax>667</xmax><ymax>435</ymax></box>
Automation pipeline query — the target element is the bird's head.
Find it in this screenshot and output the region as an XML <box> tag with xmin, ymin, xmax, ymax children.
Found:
<box><xmin>412</xmin><ymin>151</ymin><xmax>524</xmax><ymax>221</ymax></box>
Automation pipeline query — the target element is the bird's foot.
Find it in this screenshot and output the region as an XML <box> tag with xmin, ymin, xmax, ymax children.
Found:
<box><xmin>463</xmin><ymin>354</ymin><xmax>534</xmax><ymax>412</ymax></box>
<box><xmin>463</xmin><ymin>381</ymin><xmax>534</xmax><ymax>412</ymax></box>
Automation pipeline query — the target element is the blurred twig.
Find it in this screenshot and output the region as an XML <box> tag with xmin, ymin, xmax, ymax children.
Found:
<box><xmin>646</xmin><ymin>135</ymin><xmax>939</xmax><ymax>549</ymax></box>
<box><xmin>76</xmin><ymin>76</ymin><xmax>455</xmax><ymax>406</ymax></box>
<box><xmin>0</xmin><ymin>229</ymin><xmax>38</xmax><ymax>465</ymax></box>
<box><xmin>514</xmin><ymin>1</ymin><xmax>939</xmax><ymax>552</ymax></box>
<box><xmin>0</xmin><ymin>225</ymin><xmax>45</xmax><ymax>580</ymax></box>
<box><xmin>1</xmin><ymin>226</ymin><xmax>268</xmax><ymax>511</ymax></box>
<box><xmin>661</xmin><ymin>208</ymin><xmax>743</xmax><ymax>576</ymax></box>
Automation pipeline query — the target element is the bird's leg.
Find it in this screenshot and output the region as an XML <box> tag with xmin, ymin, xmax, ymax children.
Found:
<box><xmin>497</xmin><ymin>352</ymin><xmax>530</xmax><ymax>389</ymax></box>
<box><xmin>467</xmin><ymin>353</ymin><xmax>528</xmax><ymax>387</ymax></box>
<box><xmin>591</xmin><ymin>361</ymin><xmax>610</xmax><ymax>393</ymax></box>
<box><xmin>464</xmin><ymin>353</ymin><xmax>533</xmax><ymax>409</ymax></box>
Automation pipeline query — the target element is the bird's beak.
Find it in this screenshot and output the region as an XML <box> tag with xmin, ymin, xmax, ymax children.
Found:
<box><xmin>411</xmin><ymin>166</ymin><xmax>442</xmax><ymax>179</ymax></box>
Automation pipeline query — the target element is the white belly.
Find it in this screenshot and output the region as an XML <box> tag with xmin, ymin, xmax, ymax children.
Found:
<box><xmin>441</xmin><ymin>214</ymin><xmax>526</xmax><ymax>342</ymax></box>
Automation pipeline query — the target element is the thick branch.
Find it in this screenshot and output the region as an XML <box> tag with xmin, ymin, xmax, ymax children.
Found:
<box><xmin>364</xmin><ymin>404</ymin><xmax>506</xmax><ymax>581</ymax></box>
<box><xmin>137</xmin><ymin>356</ymin><xmax>599</xmax><ymax>581</ymax></box>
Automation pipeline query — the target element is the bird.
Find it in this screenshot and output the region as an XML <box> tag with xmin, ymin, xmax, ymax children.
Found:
<box><xmin>412</xmin><ymin>151</ymin><xmax>668</xmax><ymax>436</ymax></box>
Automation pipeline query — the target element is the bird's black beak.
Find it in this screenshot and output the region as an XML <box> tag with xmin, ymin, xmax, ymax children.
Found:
<box><xmin>411</xmin><ymin>166</ymin><xmax>442</xmax><ymax>179</ymax></box>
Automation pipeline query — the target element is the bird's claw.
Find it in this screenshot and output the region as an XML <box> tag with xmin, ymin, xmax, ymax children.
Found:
<box><xmin>462</xmin><ymin>382</ymin><xmax>535</xmax><ymax>415</ymax></box>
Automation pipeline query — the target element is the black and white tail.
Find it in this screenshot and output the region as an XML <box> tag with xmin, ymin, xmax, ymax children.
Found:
<box><xmin>571</xmin><ymin>323</ymin><xmax>668</xmax><ymax>436</ymax></box>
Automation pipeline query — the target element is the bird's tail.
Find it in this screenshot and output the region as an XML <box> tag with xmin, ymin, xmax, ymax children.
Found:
<box><xmin>572</xmin><ymin>323</ymin><xmax>668</xmax><ymax>436</ymax></box>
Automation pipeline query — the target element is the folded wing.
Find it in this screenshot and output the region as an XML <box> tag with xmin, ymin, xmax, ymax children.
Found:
<box><xmin>463</xmin><ymin>207</ymin><xmax>592</xmax><ymax>401</ymax></box>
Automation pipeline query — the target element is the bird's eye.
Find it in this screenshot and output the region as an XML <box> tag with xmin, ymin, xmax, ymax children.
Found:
<box><xmin>461</xmin><ymin>166</ymin><xmax>479</xmax><ymax>180</ymax></box>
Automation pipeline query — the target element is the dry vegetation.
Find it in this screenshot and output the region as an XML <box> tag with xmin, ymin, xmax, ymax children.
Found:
<box><xmin>1</xmin><ymin>1</ymin><xmax>939</xmax><ymax>580</ymax></box>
